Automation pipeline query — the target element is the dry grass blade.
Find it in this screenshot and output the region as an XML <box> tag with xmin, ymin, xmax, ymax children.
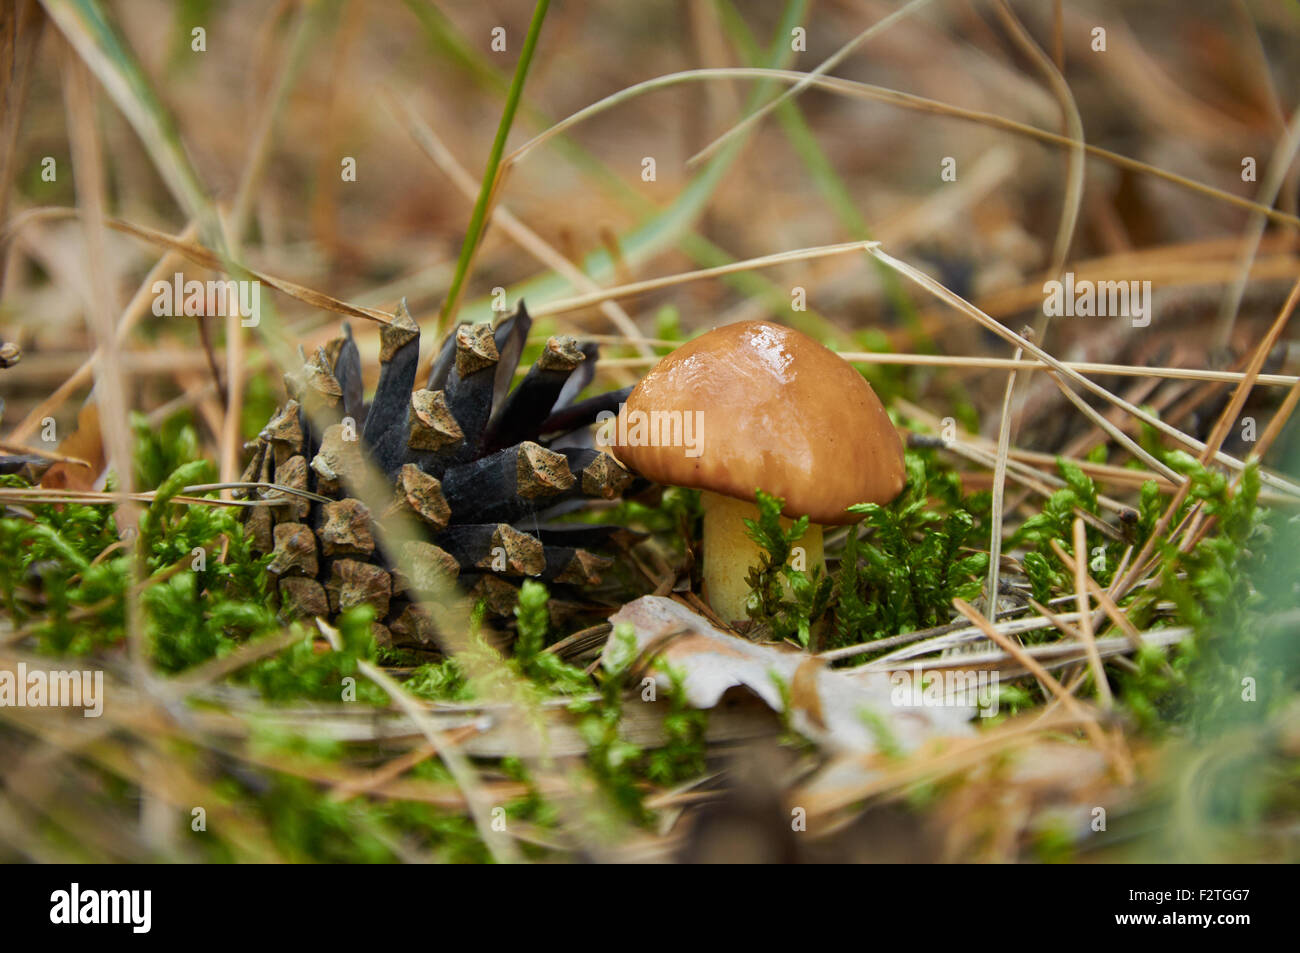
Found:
<box><xmin>985</xmin><ymin>337</ymin><xmax>1026</xmax><ymax>616</ymax></box>
<box><xmin>59</xmin><ymin>45</ymin><xmax>143</xmax><ymax>674</ymax></box>
<box><xmin>1249</xmin><ymin>380</ymin><xmax>1300</xmax><ymax>464</ymax></box>
<box><xmin>391</xmin><ymin>93</ymin><xmax>656</xmax><ymax>358</ymax></box>
<box><xmin>867</xmin><ymin>244</ymin><xmax>1300</xmax><ymax>499</ymax></box>
<box><xmin>39</xmin><ymin>0</ymin><xmax>223</xmax><ymax>246</ymax></box>
<box><xmin>511</xmin><ymin>68</ymin><xmax>1300</xmax><ymax>229</ymax></box>
<box><xmin>951</xmin><ymin>598</ymin><xmax>1119</xmax><ymax>768</ymax></box>
<box><xmin>1199</xmin><ymin>274</ymin><xmax>1300</xmax><ymax>469</ymax></box>
<box><xmin>1070</xmin><ymin>517</ymin><xmax>1112</xmax><ymax>708</ymax></box>
<box><xmin>860</xmin><ymin>608</ymin><xmax>1090</xmax><ymax>665</ymax></box>
<box><xmin>530</xmin><ymin>241</ymin><xmax>879</xmax><ymax>317</ymax></box>
<box><xmin>1114</xmin><ymin>273</ymin><xmax>1300</xmax><ymax>600</ymax></box>
<box><xmin>3</xmin><ymin>208</ymin><xmax>395</xmax><ymax>325</ymax></box>
<box><xmin>330</xmin><ymin>622</ymin><xmax>521</xmax><ymax>865</ymax></box>
<box><xmin>687</xmin><ymin>0</ymin><xmax>939</xmax><ymax>165</ymax></box>
<box><xmin>599</xmin><ymin>346</ymin><xmax>1300</xmax><ymax>388</ymax></box>
<box><xmin>1212</xmin><ymin>103</ymin><xmax>1300</xmax><ymax>348</ymax></box>
<box><xmin>1050</xmin><ymin>538</ymin><xmax>1143</xmax><ymax>653</ymax></box>
<box><xmin>168</xmin><ymin>629</ymin><xmax>306</xmax><ymax>689</ymax></box>
<box><xmin>0</xmin><ymin>441</ymin><xmax>89</xmax><ymax>466</ymax></box>
<box><xmin>1043</xmin><ymin>367</ymin><xmax>1182</xmax><ymax>483</ymax></box>
<box><xmin>836</xmin><ymin>352</ymin><xmax>1299</xmax><ymax>387</ymax></box>
<box><xmin>992</xmin><ymin>0</ymin><xmax>1084</xmax><ymax>279</ymax></box>
<box><xmin>5</xmin><ymin>221</ymin><xmax>197</xmax><ymax>444</ymax></box>
<box><xmin>0</xmin><ymin>0</ymin><xmax>43</xmax><ymax>301</ymax></box>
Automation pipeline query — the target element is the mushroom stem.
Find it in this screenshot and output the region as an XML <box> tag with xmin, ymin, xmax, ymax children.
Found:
<box><xmin>699</xmin><ymin>490</ymin><xmax>825</xmax><ymax>625</ymax></box>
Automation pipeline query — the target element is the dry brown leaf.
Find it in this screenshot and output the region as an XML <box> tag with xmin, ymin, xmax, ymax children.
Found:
<box><xmin>40</xmin><ymin>401</ymin><xmax>102</xmax><ymax>492</ymax></box>
<box><xmin>606</xmin><ymin>596</ymin><xmax>975</xmax><ymax>755</ymax></box>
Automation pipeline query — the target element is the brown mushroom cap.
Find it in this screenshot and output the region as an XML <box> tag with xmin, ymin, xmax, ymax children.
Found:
<box><xmin>613</xmin><ymin>321</ymin><xmax>905</xmax><ymax>524</ymax></box>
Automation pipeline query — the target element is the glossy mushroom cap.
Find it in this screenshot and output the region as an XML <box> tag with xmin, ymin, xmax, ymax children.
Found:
<box><xmin>613</xmin><ymin>321</ymin><xmax>905</xmax><ymax>524</ymax></box>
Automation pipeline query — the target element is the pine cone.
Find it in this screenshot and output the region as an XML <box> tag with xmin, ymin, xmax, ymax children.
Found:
<box><xmin>240</xmin><ymin>301</ymin><xmax>641</xmax><ymax>648</ymax></box>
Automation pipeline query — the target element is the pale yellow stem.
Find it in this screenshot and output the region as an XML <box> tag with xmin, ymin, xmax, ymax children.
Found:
<box><xmin>700</xmin><ymin>490</ymin><xmax>825</xmax><ymax>625</ymax></box>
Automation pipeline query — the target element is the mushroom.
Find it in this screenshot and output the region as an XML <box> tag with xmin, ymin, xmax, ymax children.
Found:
<box><xmin>609</xmin><ymin>321</ymin><xmax>905</xmax><ymax>624</ymax></box>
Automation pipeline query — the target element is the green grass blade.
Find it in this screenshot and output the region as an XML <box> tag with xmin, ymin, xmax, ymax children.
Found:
<box><xmin>438</xmin><ymin>0</ymin><xmax>551</xmax><ymax>334</ymax></box>
<box><xmin>406</xmin><ymin>0</ymin><xmax>848</xmax><ymax>343</ymax></box>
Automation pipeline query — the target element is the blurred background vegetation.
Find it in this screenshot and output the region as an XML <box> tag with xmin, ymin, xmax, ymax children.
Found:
<box><xmin>0</xmin><ymin>0</ymin><xmax>1297</xmax><ymax>862</ymax></box>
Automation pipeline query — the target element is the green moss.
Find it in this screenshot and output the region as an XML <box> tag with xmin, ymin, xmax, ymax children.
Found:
<box><xmin>562</xmin><ymin>623</ymin><xmax>660</xmax><ymax>824</ymax></box>
<box><xmin>404</xmin><ymin>655</ymin><xmax>475</xmax><ymax>702</ymax></box>
<box><xmin>242</xmin><ymin>607</ymin><xmax>390</xmax><ymax>705</ymax></box>
<box><xmin>645</xmin><ymin>661</ymin><xmax>707</xmax><ymax>785</ymax></box>
<box><xmin>743</xmin><ymin>489</ymin><xmax>832</xmax><ymax>647</ymax></box>
<box><xmin>833</xmin><ymin>451</ymin><xmax>988</xmax><ymax>645</ymax></box>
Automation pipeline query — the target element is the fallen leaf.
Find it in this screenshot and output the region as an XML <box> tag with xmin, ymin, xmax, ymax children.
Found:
<box><xmin>606</xmin><ymin>596</ymin><xmax>975</xmax><ymax>755</ymax></box>
<box><xmin>40</xmin><ymin>402</ymin><xmax>103</xmax><ymax>492</ymax></box>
